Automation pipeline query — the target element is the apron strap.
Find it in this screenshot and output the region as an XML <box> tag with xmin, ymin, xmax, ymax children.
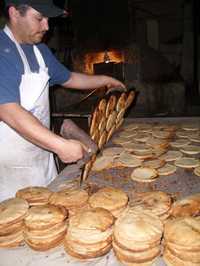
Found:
<box><xmin>3</xmin><ymin>25</ymin><xmax>31</xmax><ymax>74</ymax></box>
<box><xmin>33</xmin><ymin>46</ymin><xmax>47</xmax><ymax>70</ymax></box>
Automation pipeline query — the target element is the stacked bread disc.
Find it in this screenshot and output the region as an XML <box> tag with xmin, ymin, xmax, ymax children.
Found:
<box><xmin>16</xmin><ymin>186</ymin><xmax>53</xmax><ymax>206</ymax></box>
<box><xmin>142</xmin><ymin>158</ymin><xmax>165</xmax><ymax>169</ymax></box>
<box><xmin>114</xmin><ymin>151</ymin><xmax>143</xmax><ymax>168</ymax></box>
<box><xmin>49</xmin><ymin>188</ymin><xmax>89</xmax><ymax>217</ymax></box>
<box><xmin>64</xmin><ymin>207</ymin><xmax>114</xmax><ymax>259</ymax></box>
<box><xmin>102</xmin><ymin>146</ymin><xmax>125</xmax><ymax>157</ymax></box>
<box><xmin>0</xmin><ymin>198</ymin><xmax>29</xmax><ymax>247</ymax></box>
<box><xmin>88</xmin><ymin>187</ymin><xmax>129</xmax><ymax>218</ymax></box>
<box><xmin>163</xmin><ymin>216</ymin><xmax>200</xmax><ymax>265</ymax></box>
<box><xmin>170</xmin><ymin>193</ymin><xmax>200</xmax><ymax>218</ymax></box>
<box><xmin>194</xmin><ymin>166</ymin><xmax>200</xmax><ymax>176</ymax></box>
<box><xmin>174</xmin><ymin>157</ymin><xmax>200</xmax><ymax>168</ymax></box>
<box><xmin>130</xmin><ymin>191</ymin><xmax>172</xmax><ymax>221</ymax></box>
<box><xmin>131</xmin><ymin>167</ymin><xmax>158</xmax><ymax>183</ymax></box>
<box><xmin>24</xmin><ymin>205</ymin><xmax>68</xmax><ymax>251</ymax></box>
<box><xmin>91</xmin><ymin>155</ymin><xmax>115</xmax><ymax>171</ymax></box>
<box><xmin>113</xmin><ymin>208</ymin><xmax>163</xmax><ymax>265</ymax></box>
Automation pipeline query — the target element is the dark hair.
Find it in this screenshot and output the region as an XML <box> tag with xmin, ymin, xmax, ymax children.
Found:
<box><xmin>3</xmin><ymin>4</ymin><xmax>30</xmax><ymax>21</ymax></box>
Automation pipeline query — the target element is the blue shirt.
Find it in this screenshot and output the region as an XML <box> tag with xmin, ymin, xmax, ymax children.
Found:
<box><xmin>0</xmin><ymin>29</ymin><xmax>71</xmax><ymax>105</ymax></box>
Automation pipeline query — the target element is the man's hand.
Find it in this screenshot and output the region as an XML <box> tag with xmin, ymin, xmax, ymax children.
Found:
<box><xmin>55</xmin><ymin>139</ymin><xmax>87</xmax><ymax>164</ymax></box>
<box><xmin>103</xmin><ymin>76</ymin><xmax>126</xmax><ymax>91</ymax></box>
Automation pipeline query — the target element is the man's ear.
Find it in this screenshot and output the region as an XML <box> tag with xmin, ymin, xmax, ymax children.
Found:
<box><xmin>8</xmin><ymin>6</ymin><xmax>21</xmax><ymax>22</ymax></box>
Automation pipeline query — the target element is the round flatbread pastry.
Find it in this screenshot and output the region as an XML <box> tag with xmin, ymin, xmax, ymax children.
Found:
<box><xmin>164</xmin><ymin>216</ymin><xmax>200</xmax><ymax>250</ymax></box>
<box><xmin>176</xmin><ymin>130</ymin><xmax>192</xmax><ymax>138</ymax></box>
<box><xmin>117</xmin><ymin>152</ymin><xmax>143</xmax><ymax>167</ymax></box>
<box><xmin>49</xmin><ymin>189</ymin><xmax>89</xmax><ymax>209</ymax></box>
<box><xmin>190</xmin><ymin>135</ymin><xmax>200</xmax><ymax>143</ymax></box>
<box><xmin>160</xmin><ymin>150</ymin><xmax>183</xmax><ymax>162</ymax></box>
<box><xmin>0</xmin><ymin>229</ymin><xmax>24</xmax><ymax>248</ymax></box>
<box><xmin>152</xmin><ymin>130</ymin><xmax>173</xmax><ymax>139</ymax></box>
<box><xmin>98</xmin><ymin>131</ymin><xmax>107</xmax><ymax>149</ymax></box>
<box><xmin>90</xmin><ymin>108</ymin><xmax>99</xmax><ymax>136</ymax></box>
<box><xmin>174</xmin><ymin>157</ymin><xmax>200</xmax><ymax>168</ymax></box>
<box><xmin>98</xmin><ymin>98</ymin><xmax>107</xmax><ymax>117</ymax></box>
<box><xmin>163</xmin><ymin>247</ymin><xmax>200</xmax><ymax>266</ymax></box>
<box><xmin>113</xmin><ymin>240</ymin><xmax>160</xmax><ymax>264</ymax></box>
<box><xmin>116</xmin><ymin>93</ymin><xmax>127</xmax><ymax>112</ymax></box>
<box><xmin>137</xmin><ymin>124</ymin><xmax>153</xmax><ymax>133</ymax></box>
<box><xmin>89</xmin><ymin>187</ymin><xmax>128</xmax><ymax>213</ymax></box>
<box><xmin>106</xmin><ymin>124</ymin><xmax>116</xmax><ymax>142</ymax></box>
<box><xmin>194</xmin><ymin>166</ymin><xmax>200</xmax><ymax>177</ymax></box>
<box><xmin>147</xmin><ymin>137</ymin><xmax>169</xmax><ymax>149</ymax></box>
<box><xmin>91</xmin><ymin>128</ymin><xmax>100</xmax><ymax>144</ymax></box>
<box><xmin>142</xmin><ymin>159</ymin><xmax>165</xmax><ymax>169</ymax></box>
<box><xmin>130</xmin><ymin>191</ymin><xmax>172</xmax><ymax>217</ymax></box>
<box><xmin>158</xmin><ymin>163</ymin><xmax>177</xmax><ymax>176</ymax></box>
<box><xmin>170</xmin><ymin>138</ymin><xmax>191</xmax><ymax>148</ymax></box>
<box><xmin>112</xmin><ymin>136</ymin><xmax>132</xmax><ymax>145</ymax></box>
<box><xmin>115</xmin><ymin>118</ymin><xmax>124</xmax><ymax>130</ymax></box>
<box><xmin>0</xmin><ymin>198</ymin><xmax>29</xmax><ymax>226</ymax></box>
<box><xmin>16</xmin><ymin>186</ymin><xmax>52</xmax><ymax>205</ymax></box>
<box><xmin>114</xmin><ymin>208</ymin><xmax>163</xmax><ymax>246</ymax></box>
<box><xmin>153</xmin><ymin>124</ymin><xmax>177</xmax><ymax>132</ymax></box>
<box><xmin>180</xmin><ymin>145</ymin><xmax>200</xmax><ymax>155</ymax></box>
<box><xmin>170</xmin><ymin>193</ymin><xmax>200</xmax><ymax>217</ymax></box>
<box><xmin>122</xmin><ymin>123</ymin><xmax>138</xmax><ymax>131</ymax></box>
<box><xmin>131</xmin><ymin>167</ymin><xmax>158</xmax><ymax>182</ymax></box>
<box><xmin>91</xmin><ymin>155</ymin><xmax>114</xmax><ymax>171</ymax></box>
<box><xmin>66</xmin><ymin>209</ymin><xmax>113</xmax><ymax>244</ymax></box>
<box><xmin>106</xmin><ymin>110</ymin><xmax>117</xmax><ymax>132</ymax></box>
<box><xmin>126</xmin><ymin>143</ymin><xmax>152</xmax><ymax>153</ymax></box>
<box><xmin>118</xmin><ymin>130</ymin><xmax>137</xmax><ymax>139</ymax></box>
<box><xmin>134</xmin><ymin>133</ymin><xmax>150</xmax><ymax>143</ymax></box>
<box><xmin>24</xmin><ymin>205</ymin><xmax>67</xmax><ymax>230</ymax></box>
<box><xmin>130</xmin><ymin>151</ymin><xmax>153</xmax><ymax>160</ymax></box>
<box><xmin>98</xmin><ymin>117</ymin><xmax>106</xmax><ymax>134</ymax></box>
<box><xmin>181</xmin><ymin>124</ymin><xmax>200</xmax><ymax>131</ymax></box>
<box><xmin>125</xmin><ymin>90</ymin><xmax>135</xmax><ymax>109</ymax></box>
<box><xmin>105</xmin><ymin>95</ymin><xmax>117</xmax><ymax>118</ymax></box>
<box><xmin>152</xmin><ymin>147</ymin><xmax>167</xmax><ymax>157</ymax></box>
<box><xmin>116</xmin><ymin>108</ymin><xmax>126</xmax><ymax>124</ymax></box>
<box><xmin>102</xmin><ymin>146</ymin><xmax>125</xmax><ymax>157</ymax></box>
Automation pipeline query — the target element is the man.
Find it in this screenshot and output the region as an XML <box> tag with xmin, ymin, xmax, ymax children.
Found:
<box><xmin>0</xmin><ymin>0</ymin><xmax>125</xmax><ymax>201</ymax></box>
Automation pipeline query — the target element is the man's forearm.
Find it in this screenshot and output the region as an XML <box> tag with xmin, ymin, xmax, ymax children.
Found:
<box><xmin>0</xmin><ymin>103</ymin><xmax>65</xmax><ymax>154</ymax></box>
<box><xmin>62</xmin><ymin>72</ymin><xmax>125</xmax><ymax>90</ymax></box>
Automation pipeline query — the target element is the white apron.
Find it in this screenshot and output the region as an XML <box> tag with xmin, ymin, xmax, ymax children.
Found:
<box><xmin>0</xmin><ymin>26</ymin><xmax>57</xmax><ymax>201</ymax></box>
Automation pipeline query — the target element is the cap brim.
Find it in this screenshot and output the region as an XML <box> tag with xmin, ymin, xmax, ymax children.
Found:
<box><xmin>32</xmin><ymin>4</ymin><xmax>64</xmax><ymax>18</ymax></box>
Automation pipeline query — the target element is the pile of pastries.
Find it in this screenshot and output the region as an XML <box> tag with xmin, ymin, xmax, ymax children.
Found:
<box><xmin>0</xmin><ymin>184</ymin><xmax>199</xmax><ymax>264</ymax></box>
<box><xmin>0</xmin><ymin>198</ymin><xmax>28</xmax><ymax>248</ymax></box>
<box><xmin>113</xmin><ymin>208</ymin><xmax>163</xmax><ymax>266</ymax></box>
<box><xmin>23</xmin><ymin>204</ymin><xmax>68</xmax><ymax>251</ymax></box>
<box><xmin>64</xmin><ymin>207</ymin><xmax>114</xmax><ymax>259</ymax></box>
<box><xmin>163</xmin><ymin>216</ymin><xmax>200</xmax><ymax>265</ymax></box>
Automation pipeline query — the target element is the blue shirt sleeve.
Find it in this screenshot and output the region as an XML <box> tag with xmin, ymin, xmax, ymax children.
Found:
<box><xmin>37</xmin><ymin>44</ymin><xmax>71</xmax><ymax>87</ymax></box>
<box><xmin>0</xmin><ymin>54</ymin><xmax>21</xmax><ymax>104</ymax></box>
<box><xmin>0</xmin><ymin>28</ymin><xmax>71</xmax><ymax>105</ymax></box>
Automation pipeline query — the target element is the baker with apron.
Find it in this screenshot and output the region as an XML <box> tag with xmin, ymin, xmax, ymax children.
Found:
<box><xmin>0</xmin><ymin>25</ymin><xmax>57</xmax><ymax>201</ymax></box>
<box><xmin>0</xmin><ymin>0</ymin><xmax>125</xmax><ymax>201</ymax></box>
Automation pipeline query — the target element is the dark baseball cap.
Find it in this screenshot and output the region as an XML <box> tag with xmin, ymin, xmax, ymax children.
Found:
<box><xmin>5</xmin><ymin>0</ymin><xmax>65</xmax><ymax>17</ymax></box>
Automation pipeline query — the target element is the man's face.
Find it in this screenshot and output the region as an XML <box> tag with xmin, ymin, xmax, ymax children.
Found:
<box><xmin>14</xmin><ymin>7</ymin><xmax>49</xmax><ymax>44</ymax></box>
